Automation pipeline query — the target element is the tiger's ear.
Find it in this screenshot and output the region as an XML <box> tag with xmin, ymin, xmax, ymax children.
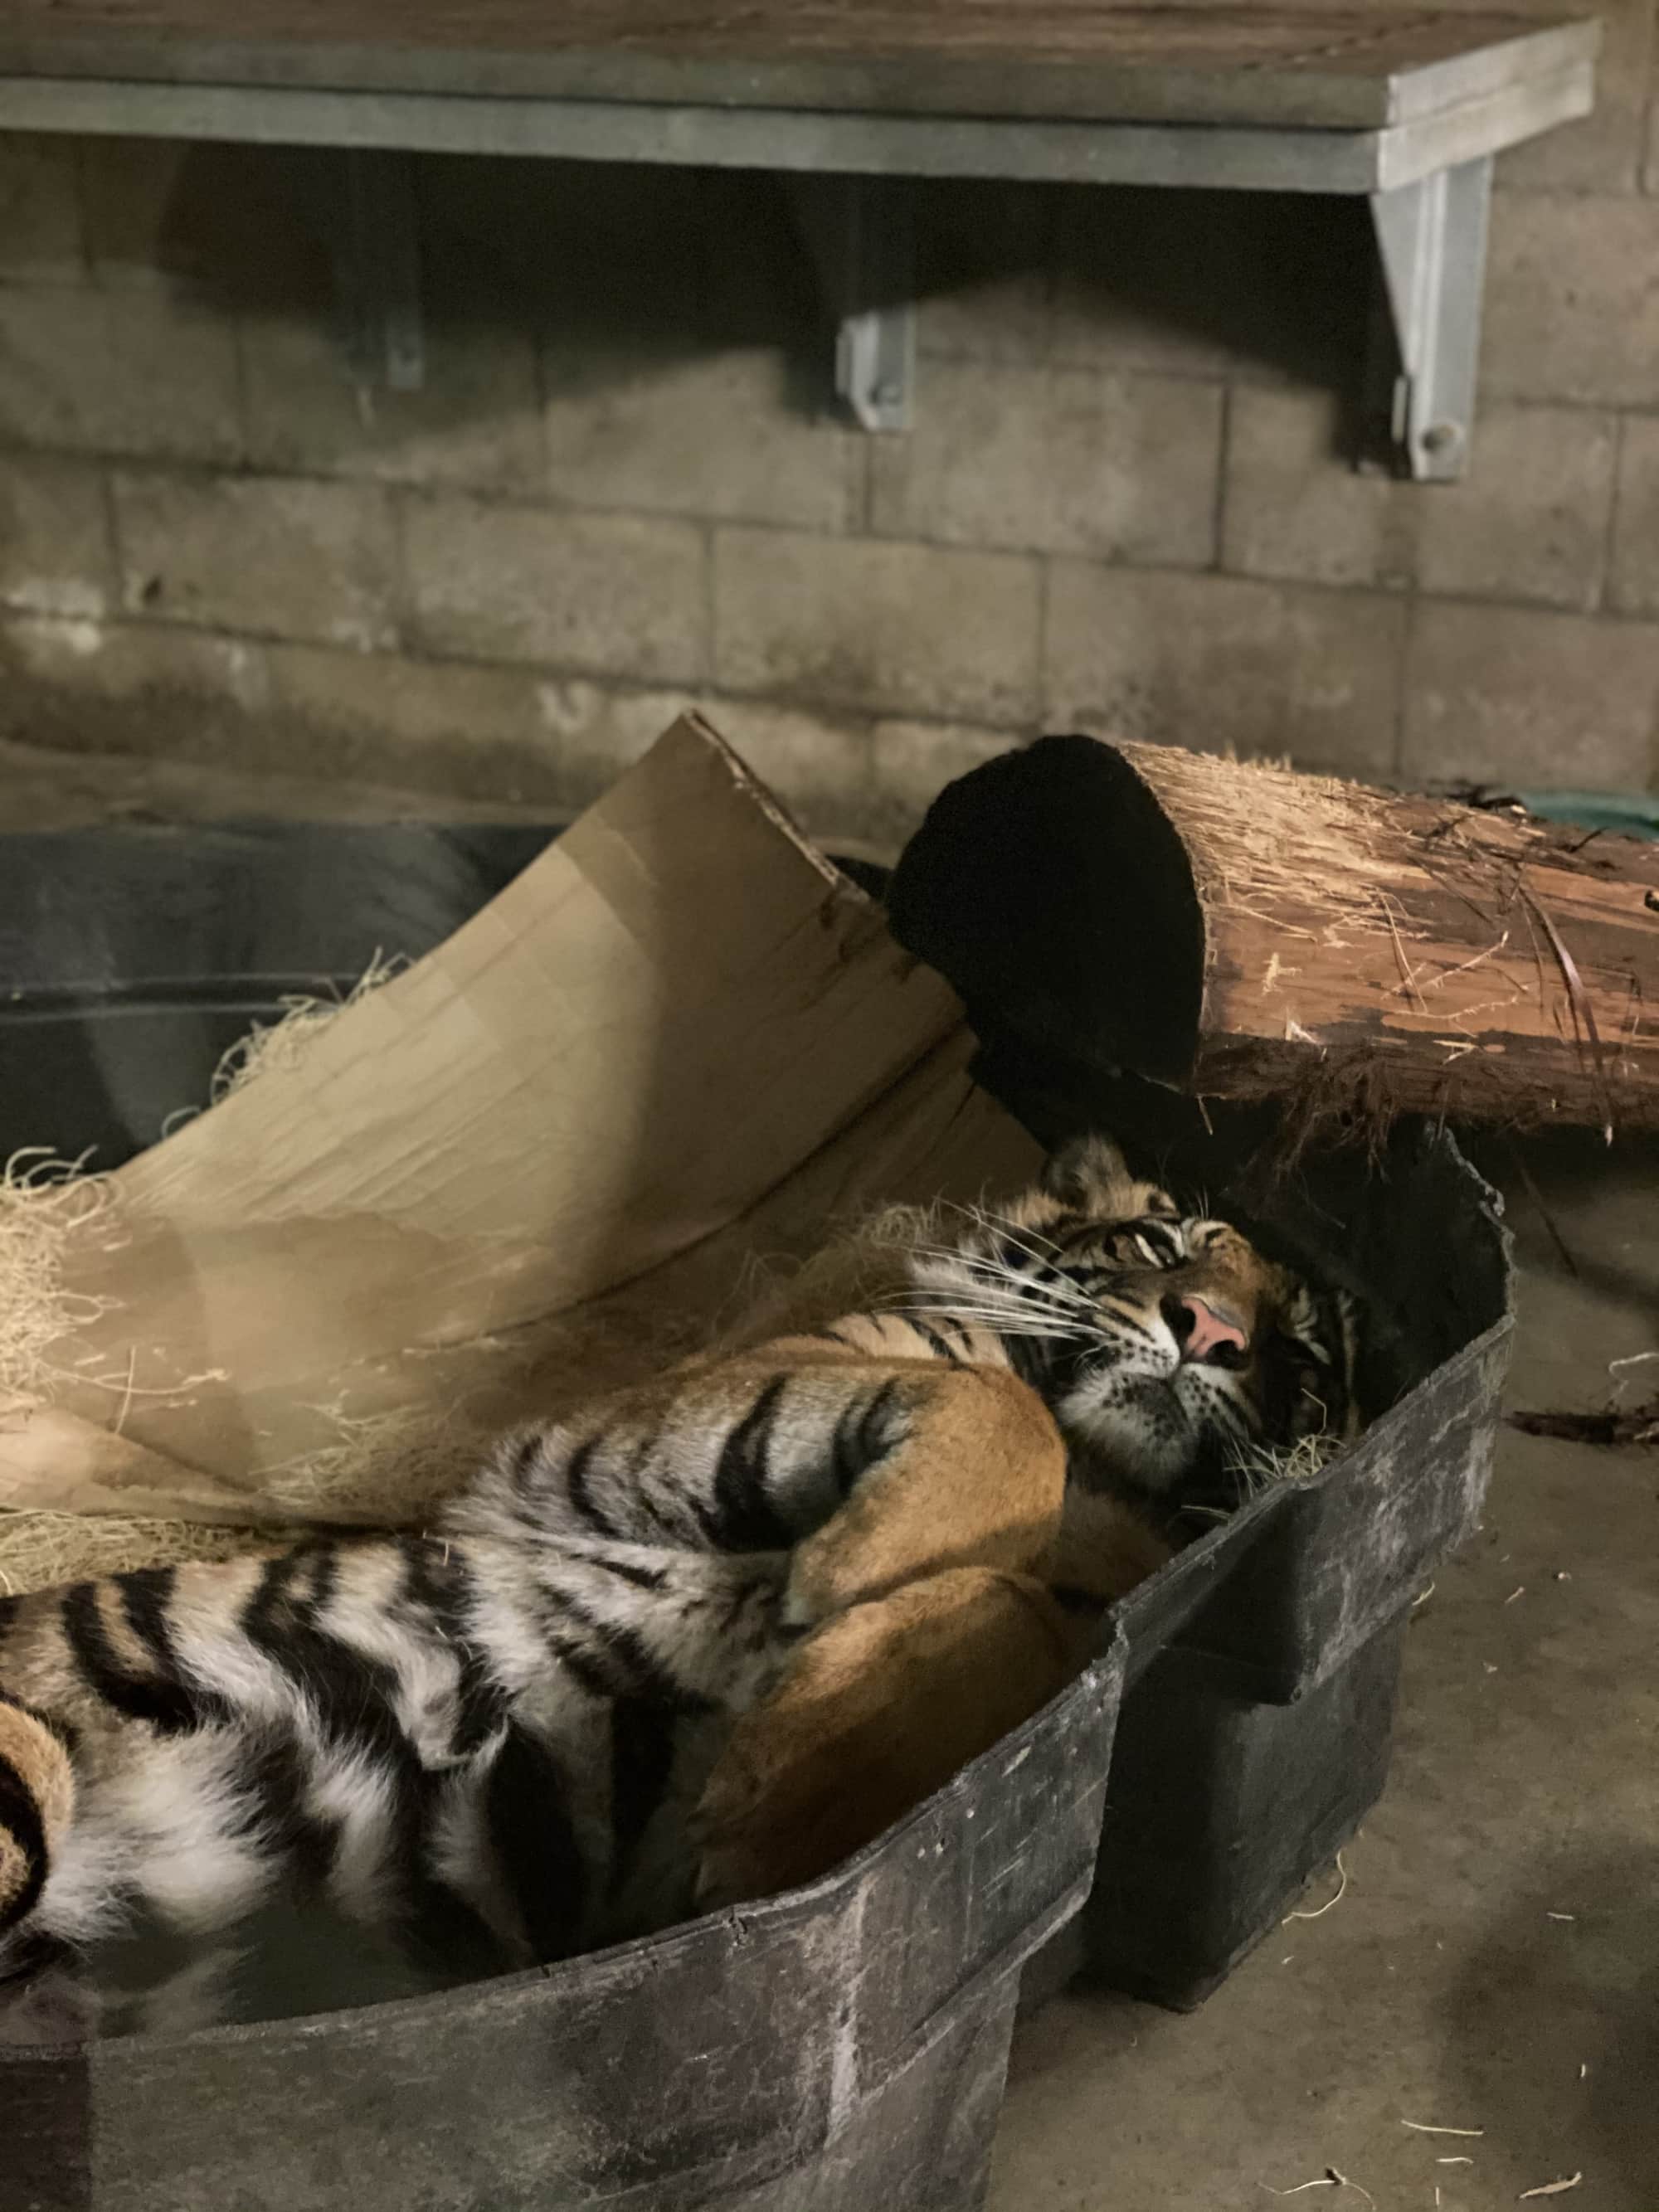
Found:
<box><xmin>1041</xmin><ymin>1134</ymin><xmax>1136</xmax><ymax>1213</ymax></box>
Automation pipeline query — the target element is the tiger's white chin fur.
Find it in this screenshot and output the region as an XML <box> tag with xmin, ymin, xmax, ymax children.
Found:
<box><xmin>1057</xmin><ymin>1376</ymin><xmax>1206</xmax><ymax>1496</ymax></box>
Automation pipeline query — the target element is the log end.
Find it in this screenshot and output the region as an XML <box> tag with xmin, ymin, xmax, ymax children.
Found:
<box><xmin>888</xmin><ymin>735</ymin><xmax>1204</xmax><ymax>1088</ymax></box>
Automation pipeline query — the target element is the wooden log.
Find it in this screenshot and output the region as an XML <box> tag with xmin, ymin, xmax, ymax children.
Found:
<box><xmin>888</xmin><ymin>735</ymin><xmax>1659</xmax><ymax>1138</ymax></box>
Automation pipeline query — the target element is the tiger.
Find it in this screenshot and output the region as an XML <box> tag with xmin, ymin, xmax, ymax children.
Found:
<box><xmin>0</xmin><ymin>1135</ymin><xmax>1361</xmax><ymax>2035</ymax></box>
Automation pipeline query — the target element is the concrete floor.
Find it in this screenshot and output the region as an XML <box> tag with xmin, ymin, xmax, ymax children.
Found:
<box><xmin>6</xmin><ymin>740</ymin><xmax>1655</xmax><ymax>2207</ymax></box>
<box><xmin>990</xmin><ymin>1137</ymin><xmax>1659</xmax><ymax>2212</ymax></box>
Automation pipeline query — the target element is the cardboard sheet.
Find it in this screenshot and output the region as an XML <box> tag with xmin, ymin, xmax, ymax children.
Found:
<box><xmin>0</xmin><ymin>714</ymin><xmax>1037</xmax><ymax>1538</ymax></box>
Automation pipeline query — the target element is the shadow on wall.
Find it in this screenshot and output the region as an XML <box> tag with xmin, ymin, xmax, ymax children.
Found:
<box><xmin>123</xmin><ymin>143</ymin><xmax>1371</xmax><ymax>416</ymax></box>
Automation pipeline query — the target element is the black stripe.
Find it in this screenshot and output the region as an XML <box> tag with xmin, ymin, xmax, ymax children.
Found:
<box><xmin>1097</xmin><ymin>1297</ymin><xmax>1159</xmax><ymax>1343</ymax></box>
<box><xmin>562</xmin><ymin>1437</ymin><xmax>616</xmax><ymax>1538</ymax></box>
<box><xmin>510</xmin><ymin>1430</ymin><xmax>544</xmax><ymax>1492</ymax></box>
<box><xmin>608</xmin><ymin>1697</ymin><xmax>679</xmax><ymax>1893</ymax></box>
<box><xmin>628</xmin><ymin>1425</ymin><xmax>664</xmax><ymax>1485</ymax></box>
<box><xmin>486</xmin><ymin>1723</ymin><xmax>588</xmax><ymax>1964</ymax></box>
<box><xmin>0</xmin><ymin>1689</ymin><xmax>76</xmax><ymax>1757</ymax></box>
<box><xmin>825</xmin><ymin>1378</ymin><xmax>909</xmax><ymax>1500</ymax></box>
<box><xmin>119</xmin><ymin>1563</ymin><xmax>180</xmax><ymax>1667</ymax></box>
<box><xmin>239</xmin><ymin>1546</ymin><xmax>407</xmax><ymax>1765</ymax></box>
<box><xmin>61</xmin><ymin>1580</ymin><xmax>202</xmax><ymax>1735</ymax></box>
<box><xmin>0</xmin><ymin>1743</ymin><xmax>49</xmax><ymax>1931</ymax></box>
<box><xmin>553</xmin><ymin>1590</ymin><xmax>714</xmax><ymax>1714</ymax></box>
<box><xmin>711</xmin><ymin>1376</ymin><xmax>795</xmax><ymax>1551</ymax></box>
<box><xmin>829</xmin><ymin>1400</ymin><xmax>869</xmax><ymax>1499</ymax></box>
<box><xmin>855</xmin><ymin>1378</ymin><xmax>907</xmax><ymax>1463</ymax></box>
<box><xmin>228</xmin><ymin>1729</ymin><xmax>339</xmax><ymax>1897</ymax></box>
<box><xmin>397</xmin><ymin>1538</ymin><xmax>505</xmax><ymax>1759</ymax></box>
<box><xmin>909</xmin><ymin>1320</ymin><xmax>965</xmax><ymax>1367</ymax></box>
<box><xmin>591</xmin><ymin>1554</ymin><xmax>669</xmax><ymax>1595</ymax></box>
<box><xmin>1002</xmin><ymin>1331</ymin><xmax>1049</xmax><ymax>1391</ymax></box>
<box><xmin>241</xmin><ymin>1547</ymin><xmax>504</xmax><ymax>1950</ymax></box>
<box><xmin>122</xmin><ymin>1565</ymin><xmax>236</xmax><ymax>1730</ymax></box>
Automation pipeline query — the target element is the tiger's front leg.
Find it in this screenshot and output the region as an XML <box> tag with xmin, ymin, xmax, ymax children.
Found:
<box><xmin>767</xmin><ymin>1350</ymin><xmax>1068</xmax><ymax>1629</ymax></box>
<box><xmin>467</xmin><ymin>1338</ymin><xmax>1067</xmax><ymax>1581</ymax></box>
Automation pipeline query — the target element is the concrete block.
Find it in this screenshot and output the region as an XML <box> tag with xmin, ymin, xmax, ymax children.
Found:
<box><xmin>1049</xmin><ymin>187</ymin><xmax>1369</xmax><ymax>391</ymax></box>
<box><xmin>0</xmin><ymin>611</ymin><xmax>273</xmax><ymax>761</ymax></box>
<box><xmin>913</xmin><ymin>179</ymin><xmax>1053</xmax><ymax>367</ymax></box>
<box><xmin>0</xmin><ymin>613</ymin><xmax>676</xmax><ymax>808</ymax></box>
<box><xmin>0</xmin><ymin>136</ymin><xmax>84</xmax><ymax>284</ymax></box>
<box><xmin>244</xmin><ymin>312</ymin><xmax>543</xmax><ymax>492</ymax></box>
<box><xmin>0</xmin><ymin>452</ymin><xmax>114</xmax><ymax>622</ymax></box>
<box><xmin>0</xmin><ymin>288</ymin><xmax>242</xmax><ymax>462</ymax></box>
<box><xmin>1505</xmin><ymin>0</ymin><xmax>1652</xmax><ymax>192</ymax></box>
<box><xmin>868</xmin><ymin>360</ymin><xmax>1219</xmax><ymax>565</ymax></box>
<box><xmin>703</xmin><ymin>695</ymin><xmax>877</xmax><ymax>826</ymax></box>
<box><xmin>1224</xmin><ymin>387</ymin><xmax>1616</xmax><ymax>611</ymax></box>
<box><xmin>869</xmin><ymin>719</ymin><xmax>1019</xmax><ymax>832</ymax></box>
<box><xmin>542</xmin><ymin>342</ymin><xmax>860</xmax><ymax>531</ymax></box>
<box><xmin>1043</xmin><ymin>564</ymin><xmax>1405</xmax><ymax>779</ymax></box>
<box><xmin>713</xmin><ymin>527</ymin><xmax>1041</xmax><ymax>726</ymax></box>
<box><xmin>112</xmin><ymin>470</ymin><xmax>399</xmax><ymax>651</ymax></box>
<box><xmin>403</xmin><ymin>496</ymin><xmax>706</xmax><ymax>683</ymax></box>
<box><xmin>1610</xmin><ymin>416</ymin><xmax>1659</xmax><ymax>617</ymax></box>
<box><xmin>268</xmin><ymin>639</ymin><xmax>550</xmax><ymax>763</ymax></box>
<box><xmin>528</xmin><ymin>675</ymin><xmax>703</xmax><ymax>798</ymax></box>
<box><xmin>1483</xmin><ymin>192</ymin><xmax>1659</xmax><ymax>407</ymax></box>
<box><xmin>264</xmin><ymin>642</ymin><xmax>666</xmax><ymax>803</ymax></box>
<box><xmin>1402</xmin><ymin>600</ymin><xmax>1659</xmax><ymax>789</ymax></box>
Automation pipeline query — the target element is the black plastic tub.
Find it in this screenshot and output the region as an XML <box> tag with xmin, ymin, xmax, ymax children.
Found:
<box><xmin>2</xmin><ymin>1641</ymin><xmax>1126</xmax><ymax>2212</ymax></box>
<box><xmin>1083</xmin><ymin>1130</ymin><xmax>1511</xmax><ymax>2004</ymax></box>
<box><xmin>0</xmin><ymin>819</ymin><xmax>1124</xmax><ymax>2212</ymax></box>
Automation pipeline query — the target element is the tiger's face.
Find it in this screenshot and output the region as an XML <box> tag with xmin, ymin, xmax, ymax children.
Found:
<box><xmin>909</xmin><ymin>1135</ymin><xmax>1360</xmax><ymax>1510</ymax></box>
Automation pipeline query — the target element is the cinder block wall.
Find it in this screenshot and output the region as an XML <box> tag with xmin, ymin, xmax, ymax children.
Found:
<box><xmin>2</xmin><ymin>2</ymin><xmax>1657</xmax><ymax>845</ymax></box>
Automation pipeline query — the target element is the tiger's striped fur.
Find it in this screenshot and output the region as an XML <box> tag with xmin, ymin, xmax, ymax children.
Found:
<box><xmin>0</xmin><ymin>1135</ymin><xmax>1362</xmax><ymax>2026</ymax></box>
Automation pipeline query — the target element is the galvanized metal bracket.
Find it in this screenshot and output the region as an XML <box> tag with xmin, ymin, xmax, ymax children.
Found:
<box><xmin>1366</xmin><ymin>154</ymin><xmax>1492</xmax><ymax>483</ymax></box>
<box><xmin>330</xmin><ymin>149</ymin><xmax>426</xmax><ymax>396</ymax></box>
<box><xmin>786</xmin><ymin>175</ymin><xmax>916</xmax><ymax>433</ymax></box>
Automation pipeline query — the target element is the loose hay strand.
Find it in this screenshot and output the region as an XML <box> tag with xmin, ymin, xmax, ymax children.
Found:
<box><xmin>208</xmin><ymin>952</ymin><xmax>407</xmax><ymax>1104</ymax></box>
<box><xmin>1284</xmin><ymin>1851</ymin><xmax>1350</xmax><ymax>1923</ymax></box>
<box><xmin>0</xmin><ymin>1148</ymin><xmax>121</xmax><ymax>1403</ymax></box>
<box><xmin>0</xmin><ymin>1511</ymin><xmax>269</xmax><ymax>1597</ymax></box>
<box><xmin>257</xmin><ymin>1398</ymin><xmax>486</xmax><ymax>1526</ymax></box>
<box><xmin>1262</xmin><ymin>2171</ymin><xmax>1374</xmax><ymax>2208</ymax></box>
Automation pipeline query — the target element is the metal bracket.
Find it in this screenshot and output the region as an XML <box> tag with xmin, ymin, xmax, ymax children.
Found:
<box><xmin>330</xmin><ymin>149</ymin><xmax>426</xmax><ymax>396</ymax></box>
<box><xmin>1366</xmin><ymin>154</ymin><xmax>1492</xmax><ymax>482</ymax></box>
<box><xmin>786</xmin><ymin>176</ymin><xmax>916</xmax><ymax>433</ymax></box>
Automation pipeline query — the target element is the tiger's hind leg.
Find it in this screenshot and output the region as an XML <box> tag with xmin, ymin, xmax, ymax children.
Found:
<box><xmin>691</xmin><ymin>1565</ymin><xmax>1091</xmax><ymax>1908</ymax></box>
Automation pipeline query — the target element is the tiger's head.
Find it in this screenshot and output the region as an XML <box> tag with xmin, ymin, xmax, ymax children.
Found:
<box><xmin>906</xmin><ymin>1135</ymin><xmax>1362</xmax><ymax>1514</ymax></box>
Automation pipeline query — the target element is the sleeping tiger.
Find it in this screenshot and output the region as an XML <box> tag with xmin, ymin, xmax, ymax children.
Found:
<box><xmin>0</xmin><ymin>1135</ymin><xmax>1360</xmax><ymax>2035</ymax></box>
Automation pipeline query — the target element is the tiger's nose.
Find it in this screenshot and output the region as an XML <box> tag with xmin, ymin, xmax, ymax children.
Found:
<box><xmin>1167</xmin><ymin>1293</ymin><xmax>1249</xmax><ymax>1363</ymax></box>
